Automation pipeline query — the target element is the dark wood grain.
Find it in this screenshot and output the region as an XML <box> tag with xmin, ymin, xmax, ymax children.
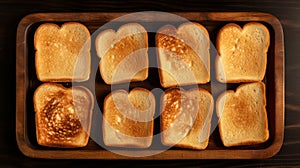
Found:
<box><xmin>1</xmin><ymin>0</ymin><xmax>300</xmax><ymax>167</ymax></box>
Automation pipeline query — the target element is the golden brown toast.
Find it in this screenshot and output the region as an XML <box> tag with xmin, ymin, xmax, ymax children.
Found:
<box><xmin>102</xmin><ymin>88</ymin><xmax>155</xmax><ymax>148</ymax></box>
<box><xmin>34</xmin><ymin>22</ymin><xmax>91</xmax><ymax>82</ymax></box>
<box><xmin>33</xmin><ymin>83</ymin><xmax>94</xmax><ymax>148</ymax></box>
<box><xmin>160</xmin><ymin>88</ymin><xmax>214</xmax><ymax>150</ymax></box>
<box><xmin>156</xmin><ymin>22</ymin><xmax>210</xmax><ymax>88</ymax></box>
<box><xmin>216</xmin><ymin>82</ymin><xmax>269</xmax><ymax>147</ymax></box>
<box><xmin>216</xmin><ymin>22</ymin><xmax>270</xmax><ymax>83</ymax></box>
<box><xmin>96</xmin><ymin>23</ymin><xmax>148</xmax><ymax>84</ymax></box>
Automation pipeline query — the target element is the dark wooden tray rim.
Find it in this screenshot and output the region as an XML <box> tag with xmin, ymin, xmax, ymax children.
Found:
<box><xmin>16</xmin><ymin>12</ymin><xmax>284</xmax><ymax>159</ymax></box>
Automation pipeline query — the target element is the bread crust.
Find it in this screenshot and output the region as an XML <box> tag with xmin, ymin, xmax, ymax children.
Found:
<box><xmin>33</xmin><ymin>83</ymin><xmax>94</xmax><ymax>148</ymax></box>
<box><xmin>156</xmin><ymin>22</ymin><xmax>210</xmax><ymax>88</ymax></box>
<box><xmin>160</xmin><ymin>87</ymin><xmax>214</xmax><ymax>150</ymax></box>
<box><xmin>96</xmin><ymin>23</ymin><xmax>148</xmax><ymax>84</ymax></box>
<box><xmin>102</xmin><ymin>88</ymin><xmax>155</xmax><ymax>148</ymax></box>
<box><xmin>216</xmin><ymin>22</ymin><xmax>270</xmax><ymax>83</ymax></box>
<box><xmin>216</xmin><ymin>82</ymin><xmax>269</xmax><ymax>147</ymax></box>
<box><xmin>34</xmin><ymin>22</ymin><xmax>91</xmax><ymax>82</ymax></box>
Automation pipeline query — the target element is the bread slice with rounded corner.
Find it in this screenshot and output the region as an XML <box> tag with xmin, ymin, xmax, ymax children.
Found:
<box><xmin>34</xmin><ymin>22</ymin><xmax>91</xmax><ymax>82</ymax></box>
<box><xmin>96</xmin><ymin>23</ymin><xmax>148</xmax><ymax>84</ymax></box>
<box><xmin>102</xmin><ymin>88</ymin><xmax>155</xmax><ymax>148</ymax></box>
<box><xmin>160</xmin><ymin>88</ymin><xmax>214</xmax><ymax>150</ymax></box>
<box><xmin>33</xmin><ymin>83</ymin><xmax>94</xmax><ymax>148</ymax></box>
<box><xmin>216</xmin><ymin>22</ymin><xmax>270</xmax><ymax>83</ymax></box>
<box><xmin>216</xmin><ymin>82</ymin><xmax>269</xmax><ymax>147</ymax></box>
<box><xmin>156</xmin><ymin>22</ymin><xmax>210</xmax><ymax>88</ymax></box>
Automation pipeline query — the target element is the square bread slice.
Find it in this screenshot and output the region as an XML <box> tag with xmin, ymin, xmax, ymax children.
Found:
<box><xmin>156</xmin><ymin>22</ymin><xmax>210</xmax><ymax>88</ymax></box>
<box><xmin>216</xmin><ymin>82</ymin><xmax>269</xmax><ymax>147</ymax></box>
<box><xmin>33</xmin><ymin>83</ymin><xmax>94</xmax><ymax>148</ymax></box>
<box><xmin>34</xmin><ymin>22</ymin><xmax>91</xmax><ymax>82</ymax></box>
<box><xmin>160</xmin><ymin>88</ymin><xmax>214</xmax><ymax>150</ymax></box>
<box><xmin>102</xmin><ymin>88</ymin><xmax>155</xmax><ymax>148</ymax></box>
<box><xmin>96</xmin><ymin>23</ymin><xmax>148</xmax><ymax>85</ymax></box>
<box><xmin>216</xmin><ymin>22</ymin><xmax>270</xmax><ymax>83</ymax></box>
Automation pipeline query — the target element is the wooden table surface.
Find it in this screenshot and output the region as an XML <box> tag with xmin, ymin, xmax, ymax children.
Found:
<box><xmin>1</xmin><ymin>0</ymin><xmax>299</xmax><ymax>167</ymax></box>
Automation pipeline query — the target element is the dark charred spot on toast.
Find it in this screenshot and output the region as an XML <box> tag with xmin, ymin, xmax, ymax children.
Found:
<box><xmin>41</xmin><ymin>91</ymin><xmax>82</xmax><ymax>142</ymax></box>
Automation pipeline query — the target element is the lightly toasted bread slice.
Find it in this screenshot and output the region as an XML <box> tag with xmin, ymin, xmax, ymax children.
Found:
<box><xmin>33</xmin><ymin>83</ymin><xmax>94</xmax><ymax>148</ymax></box>
<box><xmin>160</xmin><ymin>88</ymin><xmax>214</xmax><ymax>150</ymax></box>
<box><xmin>103</xmin><ymin>88</ymin><xmax>155</xmax><ymax>148</ymax></box>
<box><xmin>216</xmin><ymin>22</ymin><xmax>270</xmax><ymax>83</ymax></box>
<box><xmin>156</xmin><ymin>22</ymin><xmax>210</xmax><ymax>88</ymax></box>
<box><xmin>34</xmin><ymin>22</ymin><xmax>91</xmax><ymax>82</ymax></box>
<box><xmin>216</xmin><ymin>82</ymin><xmax>269</xmax><ymax>147</ymax></box>
<box><xmin>96</xmin><ymin>23</ymin><xmax>148</xmax><ymax>85</ymax></box>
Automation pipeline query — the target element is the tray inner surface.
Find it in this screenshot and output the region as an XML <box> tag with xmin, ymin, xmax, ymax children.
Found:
<box><xmin>16</xmin><ymin>12</ymin><xmax>284</xmax><ymax>159</ymax></box>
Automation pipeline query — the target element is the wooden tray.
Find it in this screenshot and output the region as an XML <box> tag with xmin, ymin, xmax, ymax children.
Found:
<box><xmin>16</xmin><ymin>12</ymin><xmax>284</xmax><ymax>159</ymax></box>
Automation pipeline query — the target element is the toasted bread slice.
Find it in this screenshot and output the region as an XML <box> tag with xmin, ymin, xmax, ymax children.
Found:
<box><xmin>160</xmin><ymin>88</ymin><xmax>214</xmax><ymax>150</ymax></box>
<box><xmin>96</xmin><ymin>23</ymin><xmax>148</xmax><ymax>84</ymax></box>
<box><xmin>216</xmin><ymin>82</ymin><xmax>269</xmax><ymax>147</ymax></box>
<box><xmin>216</xmin><ymin>22</ymin><xmax>270</xmax><ymax>83</ymax></box>
<box><xmin>103</xmin><ymin>88</ymin><xmax>155</xmax><ymax>148</ymax></box>
<box><xmin>33</xmin><ymin>83</ymin><xmax>94</xmax><ymax>148</ymax></box>
<box><xmin>34</xmin><ymin>22</ymin><xmax>91</xmax><ymax>82</ymax></box>
<box><xmin>156</xmin><ymin>22</ymin><xmax>210</xmax><ymax>88</ymax></box>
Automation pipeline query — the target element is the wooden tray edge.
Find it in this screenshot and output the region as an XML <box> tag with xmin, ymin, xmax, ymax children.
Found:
<box><xmin>15</xmin><ymin>12</ymin><xmax>285</xmax><ymax>160</ymax></box>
